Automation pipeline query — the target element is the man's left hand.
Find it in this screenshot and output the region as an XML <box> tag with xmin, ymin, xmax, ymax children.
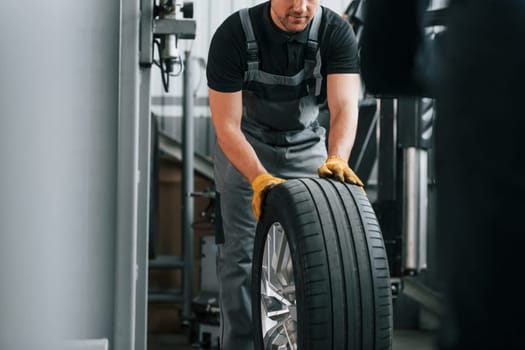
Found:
<box><xmin>318</xmin><ymin>155</ymin><xmax>364</xmax><ymax>186</ymax></box>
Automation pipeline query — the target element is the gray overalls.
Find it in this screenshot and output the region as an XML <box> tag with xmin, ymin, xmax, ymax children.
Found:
<box><xmin>214</xmin><ymin>7</ymin><xmax>326</xmax><ymax>350</ymax></box>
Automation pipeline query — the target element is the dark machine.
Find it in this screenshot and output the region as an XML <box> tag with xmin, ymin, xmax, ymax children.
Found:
<box><xmin>344</xmin><ymin>0</ymin><xmax>446</xmax><ymax>295</ymax></box>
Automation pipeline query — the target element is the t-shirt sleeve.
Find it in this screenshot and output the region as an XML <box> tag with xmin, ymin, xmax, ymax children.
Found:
<box><xmin>206</xmin><ymin>13</ymin><xmax>245</xmax><ymax>92</ymax></box>
<box><xmin>323</xmin><ymin>15</ymin><xmax>360</xmax><ymax>74</ymax></box>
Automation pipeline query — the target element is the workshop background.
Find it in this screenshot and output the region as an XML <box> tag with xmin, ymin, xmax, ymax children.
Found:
<box><xmin>0</xmin><ymin>0</ymin><xmax>454</xmax><ymax>350</ymax></box>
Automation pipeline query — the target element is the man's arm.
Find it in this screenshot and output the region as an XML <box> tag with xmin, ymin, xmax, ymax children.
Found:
<box><xmin>316</xmin><ymin>72</ymin><xmax>363</xmax><ymax>186</ymax></box>
<box><xmin>326</xmin><ymin>73</ymin><xmax>361</xmax><ymax>159</ymax></box>
<box><xmin>208</xmin><ymin>88</ymin><xmax>267</xmax><ymax>183</ymax></box>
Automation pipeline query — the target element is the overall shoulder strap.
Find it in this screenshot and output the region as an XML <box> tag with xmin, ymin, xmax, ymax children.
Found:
<box><xmin>306</xmin><ymin>6</ymin><xmax>323</xmax><ymax>62</ymax></box>
<box><xmin>305</xmin><ymin>6</ymin><xmax>323</xmax><ymax>96</ymax></box>
<box><xmin>239</xmin><ymin>8</ymin><xmax>260</xmax><ymax>71</ymax></box>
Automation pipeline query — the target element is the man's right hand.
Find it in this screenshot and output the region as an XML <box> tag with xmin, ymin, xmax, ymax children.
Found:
<box><xmin>250</xmin><ymin>173</ymin><xmax>286</xmax><ymax>221</ymax></box>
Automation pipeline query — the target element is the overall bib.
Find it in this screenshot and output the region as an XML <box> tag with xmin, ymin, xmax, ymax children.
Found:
<box><xmin>214</xmin><ymin>7</ymin><xmax>326</xmax><ymax>350</ymax></box>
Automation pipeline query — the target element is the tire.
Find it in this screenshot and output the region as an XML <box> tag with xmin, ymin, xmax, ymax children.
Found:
<box><xmin>252</xmin><ymin>178</ymin><xmax>393</xmax><ymax>350</ymax></box>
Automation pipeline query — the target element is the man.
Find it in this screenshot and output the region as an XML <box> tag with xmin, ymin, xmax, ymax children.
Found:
<box><xmin>207</xmin><ymin>0</ymin><xmax>363</xmax><ymax>348</ymax></box>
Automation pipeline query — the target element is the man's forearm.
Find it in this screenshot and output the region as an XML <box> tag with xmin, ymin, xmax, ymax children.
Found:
<box><xmin>325</xmin><ymin>73</ymin><xmax>361</xmax><ymax>161</ymax></box>
<box><xmin>209</xmin><ymin>88</ymin><xmax>267</xmax><ymax>183</ymax></box>
<box><xmin>216</xmin><ymin>128</ymin><xmax>267</xmax><ymax>183</ymax></box>
<box><xmin>327</xmin><ymin>106</ymin><xmax>358</xmax><ymax>161</ymax></box>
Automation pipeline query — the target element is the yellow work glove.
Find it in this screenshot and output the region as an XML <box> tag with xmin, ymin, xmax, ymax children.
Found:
<box><xmin>318</xmin><ymin>155</ymin><xmax>364</xmax><ymax>186</ymax></box>
<box><xmin>250</xmin><ymin>173</ymin><xmax>286</xmax><ymax>221</ymax></box>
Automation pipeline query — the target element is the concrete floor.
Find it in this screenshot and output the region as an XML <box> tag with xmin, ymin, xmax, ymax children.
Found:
<box><xmin>148</xmin><ymin>329</ymin><xmax>437</xmax><ymax>350</ymax></box>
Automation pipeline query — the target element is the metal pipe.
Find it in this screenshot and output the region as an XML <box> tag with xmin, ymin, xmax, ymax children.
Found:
<box><xmin>402</xmin><ymin>147</ymin><xmax>428</xmax><ymax>272</ymax></box>
<box><xmin>418</xmin><ymin>150</ymin><xmax>429</xmax><ymax>271</ymax></box>
<box><xmin>135</xmin><ymin>67</ymin><xmax>152</xmax><ymax>350</ymax></box>
<box><xmin>114</xmin><ymin>0</ymin><xmax>141</xmax><ymax>349</ymax></box>
<box><xmin>182</xmin><ymin>50</ymin><xmax>195</xmax><ymax>322</ymax></box>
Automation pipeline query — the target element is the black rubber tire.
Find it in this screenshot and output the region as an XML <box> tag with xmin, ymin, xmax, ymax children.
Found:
<box><xmin>252</xmin><ymin>178</ymin><xmax>393</xmax><ymax>350</ymax></box>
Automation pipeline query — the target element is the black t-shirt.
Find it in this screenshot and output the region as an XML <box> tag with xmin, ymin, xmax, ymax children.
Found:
<box><xmin>206</xmin><ymin>2</ymin><xmax>360</xmax><ymax>102</ymax></box>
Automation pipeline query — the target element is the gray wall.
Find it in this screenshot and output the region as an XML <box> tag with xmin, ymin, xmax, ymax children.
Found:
<box><xmin>0</xmin><ymin>1</ymin><xmax>120</xmax><ymax>348</ymax></box>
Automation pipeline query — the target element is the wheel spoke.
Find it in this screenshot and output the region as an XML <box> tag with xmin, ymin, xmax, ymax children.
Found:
<box><xmin>271</xmin><ymin>224</ymin><xmax>292</xmax><ymax>287</ymax></box>
<box><xmin>260</xmin><ymin>222</ymin><xmax>297</xmax><ymax>350</ymax></box>
<box><xmin>262</xmin><ymin>315</ymin><xmax>298</xmax><ymax>350</ymax></box>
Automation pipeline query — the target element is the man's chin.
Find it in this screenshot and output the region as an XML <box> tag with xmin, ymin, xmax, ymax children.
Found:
<box><xmin>284</xmin><ymin>22</ymin><xmax>308</xmax><ymax>33</ymax></box>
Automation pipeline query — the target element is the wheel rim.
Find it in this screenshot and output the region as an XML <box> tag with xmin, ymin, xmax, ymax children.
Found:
<box><xmin>260</xmin><ymin>222</ymin><xmax>297</xmax><ymax>350</ymax></box>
